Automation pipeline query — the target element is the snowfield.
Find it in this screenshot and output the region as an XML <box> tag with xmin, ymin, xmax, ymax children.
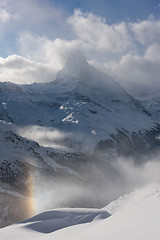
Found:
<box><xmin>1</xmin><ymin>183</ymin><xmax>160</xmax><ymax>240</ymax></box>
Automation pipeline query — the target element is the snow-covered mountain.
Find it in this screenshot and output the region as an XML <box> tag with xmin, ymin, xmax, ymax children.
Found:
<box><xmin>0</xmin><ymin>50</ymin><xmax>160</xmax><ymax>228</ymax></box>
<box><xmin>1</xmin><ymin>183</ymin><xmax>160</xmax><ymax>240</ymax></box>
<box><xmin>0</xmin><ymin>50</ymin><xmax>159</xmax><ymax>156</ymax></box>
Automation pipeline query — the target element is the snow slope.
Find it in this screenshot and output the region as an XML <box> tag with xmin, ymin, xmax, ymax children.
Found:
<box><xmin>0</xmin><ymin>208</ymin><xmax>110</xmax><ymax>240</ymax></box>
<box><xmin>1</xmin><ymin>183</ymin><xmax>160</xmax><ymax>240</ymax></box>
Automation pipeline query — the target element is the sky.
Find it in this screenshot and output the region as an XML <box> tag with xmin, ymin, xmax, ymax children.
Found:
<box><xmin>0</xmin><ymin>0</ymin><xmax>160</xmax><ymax>94</ymax></box>
<box><xmin>51</xmin><ymin>0</ymin><xmax>160</xmax><ymax>22</ymax></box>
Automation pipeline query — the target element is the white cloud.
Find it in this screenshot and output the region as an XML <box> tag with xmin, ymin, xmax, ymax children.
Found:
<box><xmin>91</xmin><ymin>43</ymin><xmax>160</xmax><ymax>95</ymax></box>
<box><xmin>113</xmin><ymin>54</ymin><xmax>160</xmax><ymax>89</ymax></box>
<box><xmin>67</xmin><ymin>9</ymin><xmax>134</xmax><ymax>53</ymax></box>
<box><xmin>17</xmin><ymin>125</ymin><xmax>69</xmax><ymax>148</ymax></box>
<box><xmin>144</xmin><ymin>43</ymin><xmax>160</xmax><ymax>61</ymax></box>
<box><xmin>0</xmin><ymin>55</ymin><xmax>56</xmax><ymax>84</ymax></box>
<box><xmin>130</xmin><ymin>17</ymin><xmax>160</xmax><ymax>45</ymax></box>
<box><xmin>0</xmin><ymin>8</ymin><xmax>11</xmax><ymax>22</ymax></box>
<box><xmin>19</xmin><ymin>32</ymin><xmax>82</xmax><ymax>70</ymax></box>
<box><xmin>0</xmin><ymin>7</ymin><xmax>159</xmax><ymax>91</ymax></box>
<box><xmin>0</xmin><ymin>0</ymin><xmax>66</xmax><ymax>55</ymax></box>
<box><xmin>0</xmin><ymin>0</ymin><xmax>65</xmax><ymax>26</ymax></box>
<box><xmin>84</xmin><ymin>13</ymin><xmax>160</xmax><ymax>95</ymax></box>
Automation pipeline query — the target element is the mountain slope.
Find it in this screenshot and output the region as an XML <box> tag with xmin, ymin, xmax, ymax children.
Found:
<box><xmin>133</xmin><ymin>91</ymin><xmax>160</xmax><ymax>122</ymax></box>
<box><xmin>0</xmin><ymin>120</ymin><xmax>89</xmax><ymax>228</ymax></box>
<box><xmin>0</xmin><ymin>119</ymin><xmax>121</xmax><ymax>228</ymax></box>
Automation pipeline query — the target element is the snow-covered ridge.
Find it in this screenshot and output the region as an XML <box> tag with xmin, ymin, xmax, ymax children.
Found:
<box><xmin>105</xmin><ymin>182</ymin><xmax>160</xmax><ymax>214</ymax></box>
<box><xmin>0</xmin><ymin>50</ymin><xmax>160</xmax><ymax>228</ymax></box>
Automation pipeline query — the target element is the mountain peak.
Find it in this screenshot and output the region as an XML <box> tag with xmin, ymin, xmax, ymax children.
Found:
<box><xmin>57</xmin><ymin>49</ymin><xmax>89</xmax><ymax>79</ymax></box>
<box><xmin>66</xmin><ymin>49</ymin><xmax>87</xmax><ymax>66</ymax></box>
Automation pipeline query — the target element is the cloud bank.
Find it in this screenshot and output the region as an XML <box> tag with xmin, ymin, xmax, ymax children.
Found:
<box><xmin>0</xmin><ymin>55</ymin><xmax>56</xmax><ymax>84</ymax></box>
<box><xmin>0</xmin><ymin>3</ymin><xmax>159</xmax><ymax>94</ymax></box>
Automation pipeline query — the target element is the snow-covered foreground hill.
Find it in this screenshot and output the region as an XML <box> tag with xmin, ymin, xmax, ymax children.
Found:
<box><xmin>1</xmin><ymin>183</ymin><xmax>160</xmax><ymax>240</ymax></box>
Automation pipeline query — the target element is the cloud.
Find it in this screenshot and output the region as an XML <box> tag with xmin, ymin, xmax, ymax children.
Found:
<box><xmin>66</xmin><ymin>11</ymin><xmax>160</xmax><ymax>95</ymax></box>
<box><xmin>30</xmin><ymin>154</ymin><xmax>160</xmax><ymax>212</ymax></box>
<box><xmin>18</xmin><ymin>32</ymin><xmax>80</xmax><ymax>70</ymax></box>
<box><xmin>130</xmin><ymin>16</ymin><xmax>160</xmax><ymax>46</ymax></box>
<box><xmin>0</xmin><ymin>0</ymin><xmax>65</xmax><ymax>27</ymax></box>
<box><xmin>87</xmin><ymin>14</ymin><xmax>160</xmax><ymax>95</ymax></box>
<box><xmin>17</xmin><ymin>125</ymin><xmax>70</xmax><ymax>148</ymax></box>
<box><xmin>115</xmin><ymin>157</ymin><xmax>160</xmax><ymax>187</ymax></box>
<box><xmin>0</xmin><ymin>55</ymin><xmax>56</xmax><ymax>84</ymax></box>
<box><xmin>0</xmin><ymin>7</ymin><xmax>159</xmax><ymax>90</ymax></box>
<box><xmin>0</xmin><ymin>8</ymin><xmax>11</xmax><ymax>22</ymax></box>
<box><xmin>91</xmin><ymin>47</ymin><xmax>160</xmax><ymax>95</ymax></box>
<box><xmin>0</xmin><ymin>0</ymin><xmax>67</xmax><ymax>57</ymax></box>
<box><xmin>67</xmin><ymin>9</ymin><xmax>134</xmax><ymax>54</ymax></box>
<box><xmin>144</xmin><ymin>43</ymin><xmax>160</xmax><ymax>61</ymax></box>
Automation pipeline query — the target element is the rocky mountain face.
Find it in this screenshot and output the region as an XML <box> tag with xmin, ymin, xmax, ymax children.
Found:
<box><xmin>0</xmin><ymin>50</ymin><xmax>160</xmax><ymax>227</ymax></box>
<box><xmin>133</xmin><ymin>91</ymin><xmax>160</xmax><ymax>122</ymax></box>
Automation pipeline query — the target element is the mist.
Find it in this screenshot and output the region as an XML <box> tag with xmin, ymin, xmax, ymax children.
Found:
<box><xmin>16</xmin><ymin>125</ymin><xmax>160</xmax><ymax>213</ymax></box>
<box><xmin>17</xmin><ymin>125</ymin><xmax>71</xmax><ymax>149</ymax></box>
<box><xmin>17</xmin><ymin>125</ymin><xmax>98</xmax><ymax>153</ymax></box>
<box><xmin>30</xmin><ymin>152</ymin><xmax>160</xmax><ymax>213</ymax></box>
